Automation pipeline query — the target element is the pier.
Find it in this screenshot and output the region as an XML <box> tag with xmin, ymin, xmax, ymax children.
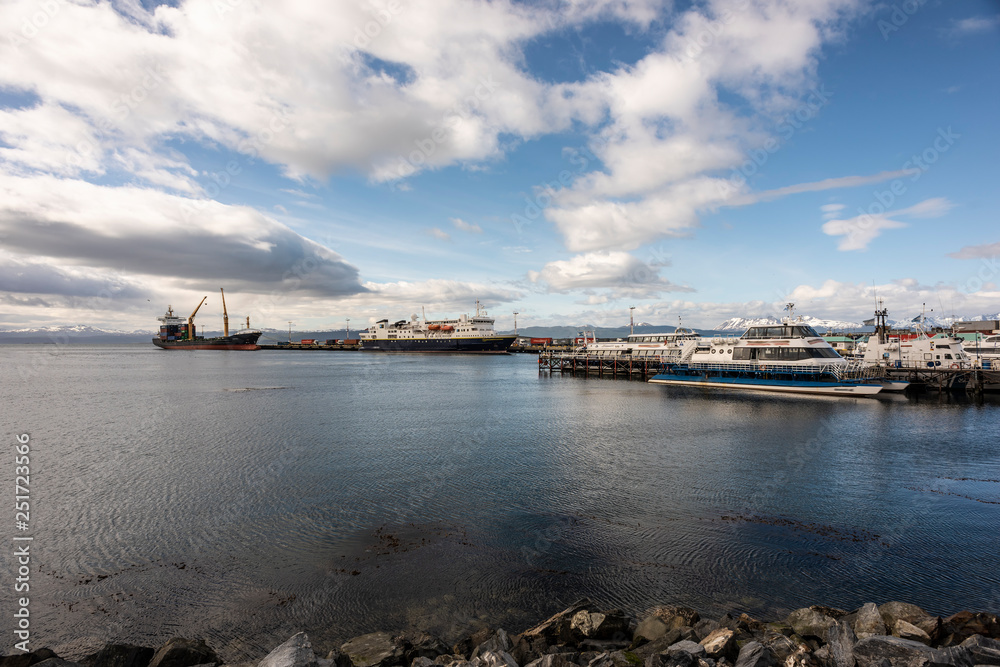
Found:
<box><xmin>258</xmin><ymin>342</ymin><xmax>360</xmax><ymax>351</ymax></box>
<box><xmin>538</xmin><ymin>350</ymin><xmax>1000</xmax><ymax>395</ymax></box>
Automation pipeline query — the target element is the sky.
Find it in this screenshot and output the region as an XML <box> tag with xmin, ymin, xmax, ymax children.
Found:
<box><xmin>1</xmin><ymin>0</ymin><xmax>999</xmax><ymax>332</ymax></box>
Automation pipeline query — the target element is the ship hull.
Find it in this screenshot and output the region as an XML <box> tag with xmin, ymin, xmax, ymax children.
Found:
<box><xmin>649</xmin><ymin>367</ymin><xmax>882</xmax><ymax>397</ymax></box>
<box><xmin>361</xmin><ymin>335</ymin><xmax>516</xmax><ymax>353</ymax></box>
<box><xmin>152</xmin><ymin>332</ymin><xmax>261</xmax><ymax>350</ymax></box>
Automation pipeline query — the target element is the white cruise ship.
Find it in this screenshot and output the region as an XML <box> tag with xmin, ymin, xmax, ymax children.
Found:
<box><xmin>359</xmin><ymin>301</ymin><xmax>516</xmax><ymax>353</ymax></box>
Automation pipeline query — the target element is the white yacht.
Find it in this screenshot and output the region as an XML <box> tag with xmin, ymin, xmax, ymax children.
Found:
<box><xmin>649</xmin><ymin>305</ymin><xmax>884</xmax><ymax>397</ymax></box>
<box><xmin>578</xmin><ymin>325</ymin><xmax>701</xmax><ymax>362</ymax></box>
<box><xmin>962</xmin><ymin>333</ymin><xmax>1000</xmax><ymax>368</ymax></box>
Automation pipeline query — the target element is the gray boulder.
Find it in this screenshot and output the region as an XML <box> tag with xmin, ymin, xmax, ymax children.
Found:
<box><xmin>340</xmin><ymin>633</ymin><xmax>406</xmax><ymax>667</ymax></box>
<box><xmin>258</xmin><ymin>633</ymin><xmax>320</xmax><ymax>667</ymax></box>
<box><xmin>668</xmin><ymin>642</ymin><xmax>707</xmax><ymax>661</ymax></box>
<box><xmin>470</xmin><ymin>651</ymin><xmax>517</xmax><ymax>667</ymax></box>
<box><xmin>732</xmin><ymin>643</ymin><xmax>771</xmax><ymax>667</ymax></box>
<box><xmin>524</xmin><ymin>655</ymin><xmax>575</xmax><ymax>667</ymax></box>
<box><xmin>827</xmin><ymin>621</ymin><xmax>856</xmax><ymax>667</ymax></box>
<box><xmin>854</xmin><ymin>635</ymin><xmax>972</xmax><ymax>667</ymax></box>
<box><xmin>1</xmin><ymin>650</ymin><xmax>61</xmax><ymax>667</ymax></box>
<box><xmin>471</xmin><ymin>632</ymin><xmax>512</xmax><ymax>661</ymax></box>
<box><xmin>787</xmin><ymin>609</ymin><xmax>837</xmax><ymax>643</ymax></box>
<box><xmin>699</xmin><ymin>630</ymin><xmax>737</xmax><ymax>663</ymax></box>
<box><xmin>854</xmin><ymin>604</ymin><xmax>888</xmax><ymax>639</ymax></box>
<box><xmin>644</xmin><ymin>654</ymin><xmax>695</xmax><ymax>667</ymax></box>
<box><xmin>586</xmin><ymin>653</ymin><xmax>633</xmax><ymax>667</ymax></box>
<box><xmin>32</xmin><ymin>660</ymin><xmax>79</xmax><ymax>667</ymax></box>
<box><xmin>693</xmin><ymin>622</ymin><xmax>721</xmax><ymax>644</ymax></box>
<box><xmin>148</xmin><ymin>639</ymin><xmax>219</xmax><ymax>667</ymax></box>
<box><xmin>572</xmin><ymin>611</ymin><xmax>633</xmax><ymax>641</ymax></box>
<box><xmin>759</xmin><ymin>635</ymin><xmax>797</xmax><ymax>663</ymax></box>
<box><xmin>82</xmin><ymin>645</ymin><xmax>156</xmax><ymax>667</ymax></box>
<box><xmin>959</xmin><ymin>635</ymin><xmax>1000</xmax><ymax>666</ymax></box>
<box><xmin>522</xmin><ymin>600</ymin><xmax>596</xmax><ymax>644</ymax></box>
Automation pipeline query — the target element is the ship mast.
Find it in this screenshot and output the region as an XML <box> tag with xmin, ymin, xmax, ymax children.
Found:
<box><xmin>220</xmin><ymin>288</ymin><xmax>229</xmax><ymax>337</ymax></box>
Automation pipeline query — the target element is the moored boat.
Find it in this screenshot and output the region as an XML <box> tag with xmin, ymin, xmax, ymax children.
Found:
<box><xmin>359</xmin><ymin>301</ymin><xmax>515</xmax><ymax>353</ymax></box>
<box><xmin>649</xmin><ymin>304</ymin><xmax>884</xmax><ymax>397</ymax></box>
<box><xmin>152</xmin><ymin>289</ymin><xmax>261</xmax><ymax>350</ymax></box>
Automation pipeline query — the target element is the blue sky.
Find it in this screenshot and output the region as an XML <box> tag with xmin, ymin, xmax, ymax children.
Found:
<box><xmin>1</xmin><ymin>0</ymin><xmax>998</xmax><ymax>331</ymax></box>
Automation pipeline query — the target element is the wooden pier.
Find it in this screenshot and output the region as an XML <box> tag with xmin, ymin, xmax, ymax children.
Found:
<box><xmin>538</xmin><ymin>351</ymin><xmax>1000</xmax><ymax>395</ymax></box>
<box><xmin>537</xmin><ymin>351</ymin><xmax>663</xmax><ymax>379</ymax></box>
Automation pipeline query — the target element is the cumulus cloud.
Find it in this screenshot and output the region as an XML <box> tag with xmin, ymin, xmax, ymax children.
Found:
<box><xmin>821</xmin><ymin>197</ymin><xmax>953</xmax><ymax>251</ymax></box>
<box><xmin>528</xmin><ymin>251</ymin><xmax>693</xmax><ymax>297</ymax></box>
<box><xmin>0</xmin><ymin>174</ymin><xmax>366</xmax><ymax>297</ymax></box>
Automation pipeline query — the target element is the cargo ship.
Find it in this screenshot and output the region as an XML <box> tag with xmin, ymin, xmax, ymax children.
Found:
<box><xmin>359</xmin><ymin>301</ymin><xmax>516</xmax><ymax>353</ymax></box>
<box><xmin>152</xmin><ymin>289</ymin><xmax>261</xmax><ymax>350</ymax></box>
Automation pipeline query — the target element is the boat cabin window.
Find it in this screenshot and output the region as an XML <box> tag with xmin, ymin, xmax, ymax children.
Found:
<box><xmin>742</xmin><ymin>325</ymin><xmax>821</xmax><ymax>339</ymax></box>
<box><xmin>734</xmin><ymin>346</ymin><xmax>841</xmax><ymax>361</ymax></box>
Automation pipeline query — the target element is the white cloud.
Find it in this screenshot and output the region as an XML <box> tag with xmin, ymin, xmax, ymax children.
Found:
<box><xmin>821</xmin><ymin>197</ymin><xmax>954</xmax><ymax>251</ymax></box>
<box><xmin>948</xmin><ymin>16</ymin><xmax>1000</xmax><ymax>35</ymax></box>
<box><xmin>426</xmin><ymin>227</ymin><xmax>451</xmax><ymax>241</ymax></box>
<box><xmin>528</xmin><ymin>251</ymin><xmax>692</xmax><ymax>297</ymax></box>
<box><xmin>450</xmin><ymin>217</ymin><xmax>483</xmax><ymax>233</ymax></box>
<box><xmin>821</xmin><ymin>203</ymin><xmax>845</xmax><ymax>219</ymax></box>
<box><xmin>948</xmin><ymin>242</ymin><xmax>1000</xmax><ymax>261</ymax></box>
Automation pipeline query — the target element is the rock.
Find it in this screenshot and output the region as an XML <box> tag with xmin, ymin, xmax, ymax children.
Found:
<box><xmin>471</xmin><ymin>632</ymin><xmax>512</xmax><ymax>661</ymax></box>
<box><xmin>759</xmin><ymin>635</ymin><xmax>796</xmax><ymax>663</ymax></box>
<box><xmin>573</xmin><ymin>611</ymin><xmax>634</xmax><ymax>641</ymax></box>
<box><xmin>644</xmin><ymin>654</ymin><xmax>694</xmax><ymax>667</ymax></box>
<box><xmin>958</xmin><ymin>635</ymin><xmax>1000</xmax><ymax>665</ymax></box>
<box><xmin>1</xmin><ymin>650</ymin><xmax>60</xmax><ymax>667</ymax></box>
<box><xmin>32</xmin><ymin>660</ymin><xmax>79</xmax><ymax>667</ymax></box>
<box><xmin>893</xmin><ymin>621</ymin><xmax>931</xmax><ymax>646</ymax></box>
<box><xmin>854</xmin><ymin>635</ymin><xmax>972</xmax><ymax>667</ymax></box>
<box><xmin>787</xmin><ymin>609</ymin><xmax>837</xmax><ymax>643</ymax></box>
<box><xmin>879</xmin><ymin>603</ymin><xmax>930</xmax><ymax>631</ymax></box>
<box><xmin>827</xmin><ymin>621</ymin><xmax>856</xmax><ymax>667</ymax></box>
<box><xmin>854</xmin><ymin>605</ymin><xmax>887</xmax><ymax>639</ymax></box>
<box><xmin>942</xmin><ymin>612</ymin><xmax>1000</xmax><ymax>644</ymax></box>
<box><xmin>700</xmin><ymin>630</ymin><xmax>738</xmax><ymax>663</ymax></box>
<box><xmin>510</xmin><ymin>636</ymin><xmax>547</xmax><ymax>667</ymax></box>
<box><xmin>324</xmin><ymin>649</ymin><xmax>352</xmax><ymax>667</ymax></box>
<box><xmin>667</xmin><ymin>643</ymin><xmax>707</xmax><ymax>661</ymax></box>
<box><xmin>912</xmin><ymin>618</ymin><xmax>942</xmax><ymax>645</ymax></box>
<box><xmin>586</xmin><ymin>653</ymin><xmax>633</xmax><ymax>667</ymax></box>
<box><xmin>411</xmin><ymin>660</ymin><xmax>436</xmax><ymax>667</ymax></box>
<box><xmin>82</xmin><ymin>645</ymin><xmax>156</xmax><ymax>667</ymax></box>
<box><xmin>633</xmin><ymin>635</ymin><xmax>688</xmax><ymax>662</ymax></box>
<box><xmin>470</xmin><ymin>651</ymin><xmax>517</xmax><ymax>667</ymax></box>
<box><xmin>733</xmin><ymin>643</ymin><xmax>771</xmax><ymax>667</ymax></box>
<box><xmin>522</xmin><ymin>600</ymin><xmax>597</xmax><ymax>644</ymax></box>
<box><xmin>455</xmin><ymin>631</ymin><xmax>496</xmax><ymax>660</ymax></box>
<box><xmin>524</xmin><ymin>655</ymin><xmax>575</xmax><ymax>667</ymax></box>
<box><xmin>650</xmin><ymin>609</ymin><xmax>702</xmax><ymax>633</ymax></box>
<box><xmin>340</xmin><ymin>633</ymin><xmax>407</xmax><ymax>667</ymax></box>
<box><xmin>782</xmin><ymin>645</ymin><xmax>815</xmax><ymax>667</ymax></box>
<box><xmin>258</xmin><ymin>633</ymin><xmax>320</xmax><ymax>667</ymax></box>
<box><xmin>635</xmin><ymin>619</ymin><xmax>671</xmax><ymax>644</ymax></box>
<box><xmin>693</xmin><ymin>623</ymin><xmax>722</xmax><ymax>644</ymax></box>
<box><xmin>582</xmin><ymin>642</ymin><xmax>631</xmax><ymax>654</ymax></box>
<box><xmin>811</xmin><ymin>608</ymin><xmax>849</xmax><ymax>621</ymax></box>
<box><xmin>813</xmin><ymin>647</ymin><xmax>830</xmax><ymax>667</ymax></box>
<box><xmin>148</xmin><ymin>639</ymin><xmax>219</xmax><ymax>667</ymax></box>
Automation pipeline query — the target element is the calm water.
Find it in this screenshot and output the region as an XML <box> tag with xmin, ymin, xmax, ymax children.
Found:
<box><xmin>2</xmin><ymin>345</ymin><xmax>999</xmax><ymax>660</ymax></box>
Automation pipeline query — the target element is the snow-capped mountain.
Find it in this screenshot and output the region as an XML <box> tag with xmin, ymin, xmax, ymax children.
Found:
<box><xmin>717</xmin><ymin>311</ymin><xmax>1000</xmax><ymax>332</ymax></box>
<box><xmin>0</xmin><ymin>324</ymin><xmax>153</xmax><ymax>335</ymax></box>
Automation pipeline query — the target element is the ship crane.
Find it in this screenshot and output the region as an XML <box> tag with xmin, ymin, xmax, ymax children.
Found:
<box><xmin>220</xmin><ymin>287</ymin><xmax>229</xmax><ymax>336</ymax></box>
<box><xmin>188</xmin><ymin>296</ymin><xmax>208</xmax><ymax>340</ymax></box>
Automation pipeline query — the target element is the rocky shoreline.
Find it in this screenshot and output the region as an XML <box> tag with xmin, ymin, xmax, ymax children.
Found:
<box><xmin>4</xmin><ymin>599</ymin><xmax>999</xmax><ymax>667</ymax></box>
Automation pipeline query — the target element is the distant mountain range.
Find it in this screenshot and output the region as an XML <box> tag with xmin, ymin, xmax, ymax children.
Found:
<box><xmin>715</xmin><ymin>312</ymin><xmax>1000</xmax><ymax>332</ymax></box>
<box><xmin>3</xmin><ymin>313</ymin><xmax>998</xmax><ymax>344</ymax></box>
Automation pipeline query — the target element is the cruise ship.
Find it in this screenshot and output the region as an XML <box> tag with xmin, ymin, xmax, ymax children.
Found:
<box><xmin>359</xmin><ymin>302</ymin><xmax>516</xmax><ymax>353</ymax></box>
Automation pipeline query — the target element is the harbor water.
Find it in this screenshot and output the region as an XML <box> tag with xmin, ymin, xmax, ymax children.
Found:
<box><xmin>2</xmin><ymin>345</ymin><xmax>999</xmax><ymax>660</ymax></box>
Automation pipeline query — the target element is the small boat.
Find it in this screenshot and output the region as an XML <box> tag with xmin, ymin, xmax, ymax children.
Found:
<box><xmin>860</xmin><ymin>305</ymin><xmax>972</xmax><ymax>370</ymax></box>
<box><xmin>649</xmin><ymin>304</ymin><xmax>883</xmax><ymax>397</ymax></box>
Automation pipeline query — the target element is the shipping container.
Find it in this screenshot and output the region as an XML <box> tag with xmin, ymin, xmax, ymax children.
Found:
<box><xmin>342</xmin><ymin>339</ymin><xmax>360</xmax><ymax>345</ymax></box>
<box><xmin>529</xmin><ymin>337</ymin><xmax>553</xmax><ymax>346</ymax></box>
<box><xmin>300</xmin><ymin>339</ymin><xmax>316</xmax><ymax>344</ymax></box>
